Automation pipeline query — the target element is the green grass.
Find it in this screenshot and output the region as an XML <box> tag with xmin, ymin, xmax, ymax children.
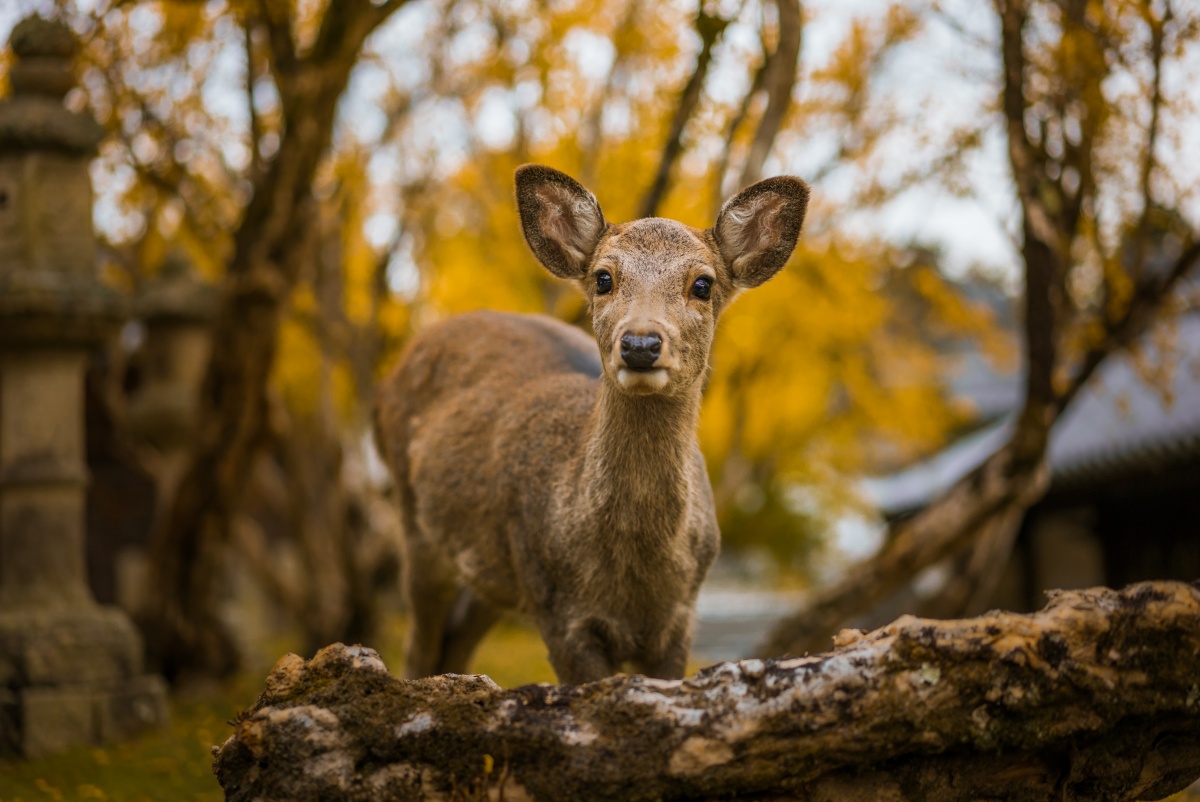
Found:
<box><xmin>0</xmin><ymin>682</ymin><xmax>244</xmax><ymax>802</ymax></box>
<box><xmin>373</xmin><ymin>615</ymin><xmax>560</xmax><ymax>688</ymax></box>
<box><xmin>0</xmin><ymin>616</ymin><xmax>555</xmax><ymax>802</ymax></box>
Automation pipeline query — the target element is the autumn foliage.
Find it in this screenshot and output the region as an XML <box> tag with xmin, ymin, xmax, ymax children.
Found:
<box><xmin>5</xmin><ymin>0</ymin><xmax>1196</xmax><ymax>679</ymax></box>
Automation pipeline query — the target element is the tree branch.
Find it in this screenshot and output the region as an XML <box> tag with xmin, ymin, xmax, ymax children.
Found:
<box><xmin>1056</xmin><ymin>237</ymin><xmax>1200</xmax><ymax>413</ymax></box>
<box><xmin>1131</xmin><ymin>0</ymin><xmax>1169</xmax><ymax>278</ymax></box>
<box><xmin>911</xmin><ymin>500</ymin><xmax>1026</xmax><ymax>620</ymax></box>
<box><xmin>214</xmin><ymin>582</ymin><xmax>1200</xmax><ymax>801</ymax></box>
<box><xmin>995</xmin><ymin>0</ymin><xmax>1061</xmax><ymax>259</ymax></box>
<box><xmin>254</xmin><ymin>0</ymin><xmax>298</xmax><ymax>91</ymax></box>
<box><xmin>637</xmin><ymin>5</ymin><xmax>732</xmax><ymax>219</ymax></box>
<box><xmin>713</xmin><ymin>28</ymin><xmax>769</xmax><ymax>214</ymax></box>
<box><xmin>757</xmin><ymin>439</ymin><xmax>1049</xmax><ymax>657</ymax></box>
<box><xmin>579</xmin><ymin>0</ymin><xmax>642</xmax><ymax>184</ymax></box>
<box><xmin>243</xmin><ymin>16</ymin><xmax>265</xmax><ymax>181</ymax></box>
<box><xmin>736</xmin><ymin>0</ymin><xmax>801</xmax><ymax>189</ymax></box>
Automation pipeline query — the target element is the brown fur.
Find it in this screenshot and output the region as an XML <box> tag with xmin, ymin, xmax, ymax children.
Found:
<box><xmin>375</xmin><ymin>165</ymin><xmax>809</xmax><ymax>683</ymax></box>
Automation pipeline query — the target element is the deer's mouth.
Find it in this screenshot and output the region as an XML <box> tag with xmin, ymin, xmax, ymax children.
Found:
<box><xmin>616</xmin><ymin>366</ymin><xmax>669</xmax><ymax>393</ymax></box>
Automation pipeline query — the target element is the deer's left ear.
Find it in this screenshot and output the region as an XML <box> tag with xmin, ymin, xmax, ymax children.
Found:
<box><xmin>713</xmin><ymin>176</ymin><xmax>809</xmax><ymax>288</ymax></box>
<box><xmin>515</xmin><ymin>164</ymin><xmax>607</xmax><ymax>280</ymax></box>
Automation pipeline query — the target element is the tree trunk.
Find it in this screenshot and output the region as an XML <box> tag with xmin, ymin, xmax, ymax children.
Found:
<box><xmin>913</xmin><ymin>499</ymin><xmax>1026</xmax><ymax>620</ymax></box>
<box><xmin>754</xmin><ymin>0</ymin><xmax>1200</xmax><ymax>660</ymax></box>
<box><xmin>144</xmin><ymin>0</ymin><xmax>409</xmax><ymax>683</ymax></box>
<box><xmin>213</xmin><ymin>582</ymin><xmax>1200</xmax><ymax>801</ymax></box>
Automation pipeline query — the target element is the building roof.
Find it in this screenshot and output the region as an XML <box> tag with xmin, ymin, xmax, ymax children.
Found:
<box><xmin>863</xmin><ymin>312</ymin><xmax>1200</xmax><ymax>516</ymax></box>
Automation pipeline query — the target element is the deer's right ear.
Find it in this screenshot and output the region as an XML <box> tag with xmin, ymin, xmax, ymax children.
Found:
<box><xmin>714</xmin><ymin>176</ymin><xmax>809</xmax><ymax>289</ymax></box>
<box><xmin>516</xmin><ymin>165</ymin><xmax>606</xmax><ymax>280</ymax></box>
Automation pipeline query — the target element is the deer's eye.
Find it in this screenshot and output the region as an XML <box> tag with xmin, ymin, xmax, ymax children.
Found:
<box><xmin>595</xmin><ymin>270</ymin><xmax>613</xmax><ymax>295</ymax></box>
<box><xmin>691</xmin><ymin>276</ymin><xmax>713</xmax><ymax>300</ymax></box>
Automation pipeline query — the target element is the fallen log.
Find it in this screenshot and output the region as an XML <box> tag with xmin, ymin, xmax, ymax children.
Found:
<box><xmin>213</xmin><ymin>581</ymin><xmax>1200</xmax><ymax>801</ymax></box>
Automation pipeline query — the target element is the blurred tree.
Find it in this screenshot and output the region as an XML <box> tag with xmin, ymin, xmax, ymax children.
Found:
<box><xmin>43</xmin><ymin>0</ymin><xmax>415</xmax><ymax>681</ymax></box>
<box><xmin>141</xmin><ymin>0</ymin><xmax>414</xmax><ymax>682</ymax></box>
<box><xmin>7</xmin><ymin>0</ymin><xmax>1090</xmax><ymax>680</ymax></box>
<box><xmin>761</xmin><ymin>0</ymin><xmax>1200</xmax><ymax>656</ymax></box>
<box><xmin>638</xmin><ymin>1</ymin><xmax>737</xmax><ymax>219</ymax></box>
<box><xmin>238</xmin><ymin>144</ymin><xmax>409</xmax><ymax>656</ymax></box>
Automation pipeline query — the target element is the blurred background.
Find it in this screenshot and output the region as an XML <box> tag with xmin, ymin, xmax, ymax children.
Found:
<box><xmin>0</xmin><ymin>0</ymin><xmax>1198</xmax><ymax>795</ymax></box>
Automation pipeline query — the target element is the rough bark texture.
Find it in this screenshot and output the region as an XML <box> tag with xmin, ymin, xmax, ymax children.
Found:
<box><xmin>214</xmin><ymin>582</ymin><xmax>1200</xmax><ymax>801</ymax></box>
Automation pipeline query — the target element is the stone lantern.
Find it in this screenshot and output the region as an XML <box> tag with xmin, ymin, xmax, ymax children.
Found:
<box><xmin>0</xmin><ymin>16</ymin><xmax>167</xmax><ymax>756</ymax></box>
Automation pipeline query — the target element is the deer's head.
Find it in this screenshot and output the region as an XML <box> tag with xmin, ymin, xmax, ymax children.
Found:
<box><xmin>516</xmin><ymin>165</ymin><xmax>809</xmax><ymax>396</ymax></box>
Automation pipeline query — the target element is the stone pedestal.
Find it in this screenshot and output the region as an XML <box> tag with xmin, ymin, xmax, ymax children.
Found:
<box><xmin>0</xmin><ymin>15</ymin><xmax>167</xmax><ymax>757</ymax></box>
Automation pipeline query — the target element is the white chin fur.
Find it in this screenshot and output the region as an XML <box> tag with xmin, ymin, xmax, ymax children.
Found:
<box><xmin>617</xmin><ymin>367</ymin><xmax>669</xmax><ymax>392</ymax></box>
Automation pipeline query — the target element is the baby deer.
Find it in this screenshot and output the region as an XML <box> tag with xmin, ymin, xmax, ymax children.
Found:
<box><xmin>374</xmin><ymin>165</ymin><xmax>808</xmax><ymax>684</ymax></box>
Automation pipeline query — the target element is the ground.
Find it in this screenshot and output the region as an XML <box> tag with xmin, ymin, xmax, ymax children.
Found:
<box><xmin>0</xmin><ymin>616</ymin><xmax>557</xmax><ymax>802</ymax></box>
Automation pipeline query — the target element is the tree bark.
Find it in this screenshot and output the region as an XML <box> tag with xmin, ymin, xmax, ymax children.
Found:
<box><xmin>213</xmin><ymin>582</ymin><xmax>1200</xmax><ymax>802</ymax></box>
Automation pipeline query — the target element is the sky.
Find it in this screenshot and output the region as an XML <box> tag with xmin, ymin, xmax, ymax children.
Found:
<box><xmin>793</xmin><ymin>0</ymin><xmax>1019</xmax><ymax>282</ymax></box>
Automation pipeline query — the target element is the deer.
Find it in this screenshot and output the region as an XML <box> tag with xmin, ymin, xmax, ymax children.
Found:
<box><xmin>374</xmin><ymin>165</ymin><xmax>809</xmax><ymax>684</ymax></box>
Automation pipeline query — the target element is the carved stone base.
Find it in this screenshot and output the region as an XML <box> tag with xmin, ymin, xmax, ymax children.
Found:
<box><xmin>0</xmin><ymin>606</ymin><xmax>168</xmax><ymax>756</ymax></box>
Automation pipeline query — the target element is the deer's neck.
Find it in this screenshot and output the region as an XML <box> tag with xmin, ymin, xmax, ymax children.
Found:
<box><xmin>577</xmin><ymin>379</ymin><xmax>702</xmax><ymax>539</ymax></box>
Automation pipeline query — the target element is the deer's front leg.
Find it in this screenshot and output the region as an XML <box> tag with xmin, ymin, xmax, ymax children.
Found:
<box><xmin>542</xmin><ymin>616</ymin><xmax>618</xmax><ymax>685</ymax></box>
<box><xmin>401</xmin><ymin>538</ymin><xmax>459</xmax><ymax>679</ymax></box>
<box><xmin>639</xmin><ymin>610</ymin><xmax>694</xmax><ymax>680</ymax></box>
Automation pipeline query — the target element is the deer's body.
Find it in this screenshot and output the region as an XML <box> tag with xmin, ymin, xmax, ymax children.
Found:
<box><xmin>375</xmin><ymin>166</ymin><xmax>808</xmax><ymax>684</ymax></box>
<box><xmin>377</xmin><ymin>310</ymin><xmax>718</xmax><ymax>680</ymax></box>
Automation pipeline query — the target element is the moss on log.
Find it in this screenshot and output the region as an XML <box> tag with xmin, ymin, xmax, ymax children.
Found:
<box><xmin>213</xmin><ymin>581</ymin><xmax>1200</xmax><ymax>801</ymax></box>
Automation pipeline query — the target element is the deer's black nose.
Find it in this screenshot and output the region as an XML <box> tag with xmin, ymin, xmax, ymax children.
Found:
<box><xmin>620</xmin><ymin>332</ymin><xmax>662</xmax><ymax>370</ymax></box>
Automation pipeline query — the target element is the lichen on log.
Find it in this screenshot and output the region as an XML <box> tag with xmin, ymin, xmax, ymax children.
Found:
<box><xmin>213</xmin><ymin>581</ymin><xmax>1200</xmax><ymax>801</ymax></box>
